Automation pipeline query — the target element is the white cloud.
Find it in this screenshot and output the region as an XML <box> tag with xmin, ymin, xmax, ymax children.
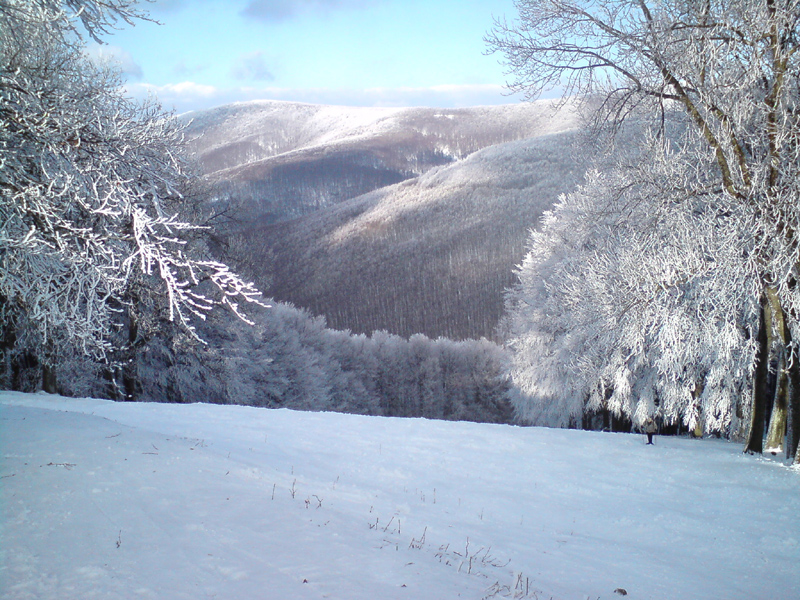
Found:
<box><xmin>148</xmin><ymin>0</ymin><xmax>192</xmax><ymax>14</ymax></box>
<box><xmin>240</xmin><ymin>0</ymin><xmax>374</xmax><ymax>22</ymax></box>
<box><xmin>172</xmin><ymin>60</ymin><xmax>208</xmax><ymax>78</ymax></box>
<box><xmin>124</xmin><ymin>81</ymin><xmax>221</xmax><ymax>113</ymax></box>
<box><xmin>231</xmin><ymin>51</ymin><xmax>275</xmax><ymax>82</ymax></box>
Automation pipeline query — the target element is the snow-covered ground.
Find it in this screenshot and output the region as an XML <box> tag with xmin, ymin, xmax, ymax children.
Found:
<box><xmin>2</xmin><ymin>391</ymin><xmax>798</xmax><ymax>600</ymax></box>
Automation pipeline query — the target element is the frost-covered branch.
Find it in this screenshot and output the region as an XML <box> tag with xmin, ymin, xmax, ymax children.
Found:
<box><xmin>1</xmin><ymin>0</ymin><xmax>265</xmax><ymax>369</ymax></box>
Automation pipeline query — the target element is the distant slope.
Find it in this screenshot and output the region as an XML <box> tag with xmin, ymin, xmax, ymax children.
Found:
<box><xmin>183</xmin><ymin>99</ymin><xmax>583</xmax><ymax>223</ymax></box>
<box><xmin>240</xmin><ymin>131</ymin><xmax>589</xmax><ymax>340</ymax></box>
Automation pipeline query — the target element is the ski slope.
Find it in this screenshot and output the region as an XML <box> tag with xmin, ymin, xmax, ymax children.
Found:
<box><xmin>2</xmin><ymin>391</ymin><xmax>798</xmax><ymax>600</ymax></box>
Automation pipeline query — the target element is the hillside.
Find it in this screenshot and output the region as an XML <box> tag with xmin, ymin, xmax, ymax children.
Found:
<box><xmin>239</xmin><ymin>131</ymin><xmax>589</xmax><ymax>339</ymax></box>
<box><xmin>3</xmin><ymin>392</ymin><xmax>798</xmax><ymax>600</ymax></box>
<box><xmin>183</xmin><ymin>99</ymin><xmax>584</xmax><ymax>223</ymax></box>
<box><xmin>184</xmin><ymin>99</ymin><xmax>590</xmax><ymax>339</ymax></box>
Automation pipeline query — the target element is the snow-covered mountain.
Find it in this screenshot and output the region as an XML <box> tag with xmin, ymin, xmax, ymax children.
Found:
<box><xmin>184</xmin><ymin>100</ymin><xmax>590</xmax><ymax>339</ymax></box>
<box><xmin>244</xmin><ymin>131</ymin><xmax>589</xmax><ymax>339</ymax></box>
<box><xmin>183</xmin><ymin>99</ymin><xmax>584</xmax><ymax>222</ymax></box>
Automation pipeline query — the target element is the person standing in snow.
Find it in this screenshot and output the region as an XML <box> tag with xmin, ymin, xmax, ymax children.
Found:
<box><xmin>643</xmin><ymin>417</ymin><xmax>657</xmax><ymax>445</ymax></box>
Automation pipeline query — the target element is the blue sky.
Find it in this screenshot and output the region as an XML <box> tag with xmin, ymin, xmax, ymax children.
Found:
<box><xmin>97</xmin><ymin>0</ymin><xmax>525</xmax><ymax>113</ymax></box>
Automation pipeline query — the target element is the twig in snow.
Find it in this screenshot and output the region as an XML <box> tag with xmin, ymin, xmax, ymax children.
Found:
<box><xmin>382</xmin><ymin>515</ymin><xmax>395</xmax><ymax>532</ymax></box>
<box><xmin>409</xmin><ymin>526</ymin><xmax>427</xmax><ymax>550</ymax></box>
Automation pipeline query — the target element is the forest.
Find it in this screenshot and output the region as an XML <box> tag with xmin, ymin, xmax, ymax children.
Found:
<box><xmin>3</xmin><ymin>0</ymin><xmax>800</xmax><ymax>465</ymax></box>
<box><xmin>0</xmin><ymin>0</ymin><xmax>513</xmax><ymax>425</ymax></box>
<box><xmin>489</xmin><ymin>0</ymin><xmax>800</xmax><ymax>462</ymax></box>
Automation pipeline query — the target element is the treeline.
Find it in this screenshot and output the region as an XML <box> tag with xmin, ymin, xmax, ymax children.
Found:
<box><xmin>2</xmin><ymin>301</ymin><xmax>513</xmax><ymax>424</ymax></box>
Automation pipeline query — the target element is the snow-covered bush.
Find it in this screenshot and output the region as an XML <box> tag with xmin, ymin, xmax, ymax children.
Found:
<box><xmin>128</xmin><ymin>301</ymin><xmax>513</xmax><ymax>424</ymax></box>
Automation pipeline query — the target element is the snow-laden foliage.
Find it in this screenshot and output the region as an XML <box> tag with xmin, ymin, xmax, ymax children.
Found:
<box><xmin>492</xmin><ymin>1</ymin><xmax>800</xmax><ymax>454</ymax></box>
<box><xmin>126</xmin><ymin>302</ymin><xmax>513</xmax><ymax>424</ymax></box>
<box><xmin>0</xmin><ymin>1</ymin><xmax>263</xmax><ymax>377</ymax></box>
<box><xmin>7</xmin><ymin>292</ymin><xmax>512</xmax><ymax>424</ymax></box>
<box><xmin>505</xmin><ymin>150</ymin><xmax>760</xmax><ymax>434</ymax></box>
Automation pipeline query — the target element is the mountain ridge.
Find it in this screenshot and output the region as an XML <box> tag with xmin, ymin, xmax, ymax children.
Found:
<box><xmin>184</xmin><ymin>99</ymin><xmax>591</xmax><ymax>340</ymax></box>
<box><xmin>183</xmin><ymin>99</ymin><xmax>584</xmax><ymax>223</ymax></box>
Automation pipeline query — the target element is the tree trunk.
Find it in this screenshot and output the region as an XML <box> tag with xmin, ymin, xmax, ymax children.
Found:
<box><xmin>41</xmin><ymin>364</ymin><xmax>58</xmax><ymax>394</ymax></box>
<box><xmin>745</xmin><ymin>295</ymin><xmax>771</xmax><ymax>454</ymax></box>
<box><xmin>795</xmin><ymin>430</ymin><xmax>800</xmax><ymax>465</ymax></box>
<box><xmin>118</xmin><ymin>308</ymin><xmax>140</xmax><ymax>402</ymax></box>
<box><xmin>122</xmin><ymin>361</ymin><xmax>138</xmax><ymax>401</ymax></box>
<box><xmin>785</xmin><ymin>353</ymin><xmax>800</xmax><ymax>460</ymax></box>
<box><xmin>766</xmin><ymin>288</ymin><xmax>792</xmax><ymax>452</ymax></box>
<box><xmin>692</xmin><ymin>378</ymin><xmax>705</xmax><ymax>437</ymax></box>
<box><xmin>765</xmin><ymin>350</ymin><xmax>788</xmax><ymax>451</ymax></box>
<box><xmin>0</xmin><ymin>311</ymin><xmax>14</xmax><ymax>390</ymax></box>
<box><xmin>764</xmin><ymin>289</ymin><xmax>789</xmax><ymax>451</ymax></box>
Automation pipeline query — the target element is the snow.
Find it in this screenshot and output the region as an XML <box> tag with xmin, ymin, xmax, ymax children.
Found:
<box><xmin>2</xmin><ymin>391</ymin><xmax>799</xmax><ymax>600</ymax></box>
<box><xmin>183</xmin><ymin>98</ymin><xmax>583</xmax><ymax>178</ymax></box>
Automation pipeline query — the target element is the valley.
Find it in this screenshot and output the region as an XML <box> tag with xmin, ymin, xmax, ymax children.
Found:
<box><xmin>185</xmin><ymin>99</ymin><xmax>590</xmax><ymax>339</ymax></box>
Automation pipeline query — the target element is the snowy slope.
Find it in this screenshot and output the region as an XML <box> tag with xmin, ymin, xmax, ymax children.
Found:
<box><xmin>2</xmin><ymin>391</ymin><xmax>799</xmax><ymax>600</ymax></box>
<box><xmin>183</xmin><ymin>99</ymin><xmax>582</xmax><ymax>177</ymax></box>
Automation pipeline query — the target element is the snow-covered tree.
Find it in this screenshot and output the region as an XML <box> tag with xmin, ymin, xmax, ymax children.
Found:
<box><xmin>490</xmin><ymin>0</ymin><xmax>800</xmax><ymax>459</ymax></box>
<box><xmin>0</xmin><ymin>0</ymin><xmax>263</xmax><ymax>391</ymax></box>
<box><xmin>504</xmin><ymin>157</ymin><xmax>758</xmax><ymax>436</ymax></box>
<box><xmin>126</xmin><ymin>297</ymin><xmax>512</xmax><ymax>424</ymax></box>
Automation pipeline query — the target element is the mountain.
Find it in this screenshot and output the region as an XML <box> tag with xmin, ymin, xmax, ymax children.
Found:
<box><xmin>242</xmin><ymin>131</ymin><xmax>589</xmax><ymax>340</ymax></box>
<box><xmin>183</xmin><ymin>99</ymin><xmax>584</xmax><ymax>223</ymax></box>
<box><xmin>184</xmin><ymin>100</ymin><xmax>590</xmax><ymax>339</ymax></box>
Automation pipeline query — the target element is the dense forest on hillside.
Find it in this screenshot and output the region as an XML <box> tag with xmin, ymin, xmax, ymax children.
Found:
<box><xmin>181</xmin><ymin>100</ymin><xmax>587</xmax><ymax>341</ymax></box>
<box><xmin>244</xmin><ymin>133</ymin><xmax>588</xmax><ymax>340</ymax></box>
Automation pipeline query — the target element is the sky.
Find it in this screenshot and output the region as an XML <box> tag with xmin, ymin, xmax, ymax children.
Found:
<box><xmin>95</xmin><ymin>0</ymin><xmax>527</xmax><ymax>114</ymax></box>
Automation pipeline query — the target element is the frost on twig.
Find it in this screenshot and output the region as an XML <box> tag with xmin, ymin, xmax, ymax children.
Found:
<box><xmin>0</xmin><ymin>1</ymin><xmax>267</xmax><ymax>366</ymax></box>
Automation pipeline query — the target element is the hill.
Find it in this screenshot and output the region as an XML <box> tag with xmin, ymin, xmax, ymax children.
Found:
<box><xmin>183</xmin><ymin>99</ymin><xmax>583</xmax><ymax>223</ymax></box>
<box><xmin>3</xmin><ymin>391</ymin><xmax>798</xmax><ymax>600</ymax></box>
<box><xmin>184</xmin><ymin>100</ymin><xmax>590</xmax><ymax>339</ymax></box>
<box><xmin>237</xmin><ymin>131</ymin><xmax>589</xmax><ymax>339</ymax></box>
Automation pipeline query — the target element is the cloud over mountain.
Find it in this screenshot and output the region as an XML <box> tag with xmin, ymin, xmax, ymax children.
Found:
<box><xmin>240</xmin><ymin>0</ymin><xmax>376</xmax><ymax>22</ymax></box>
<box><xmin>231</xmin><ymin>51</ymin><xmax>275</xmax><ymax>82</ymax></box>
